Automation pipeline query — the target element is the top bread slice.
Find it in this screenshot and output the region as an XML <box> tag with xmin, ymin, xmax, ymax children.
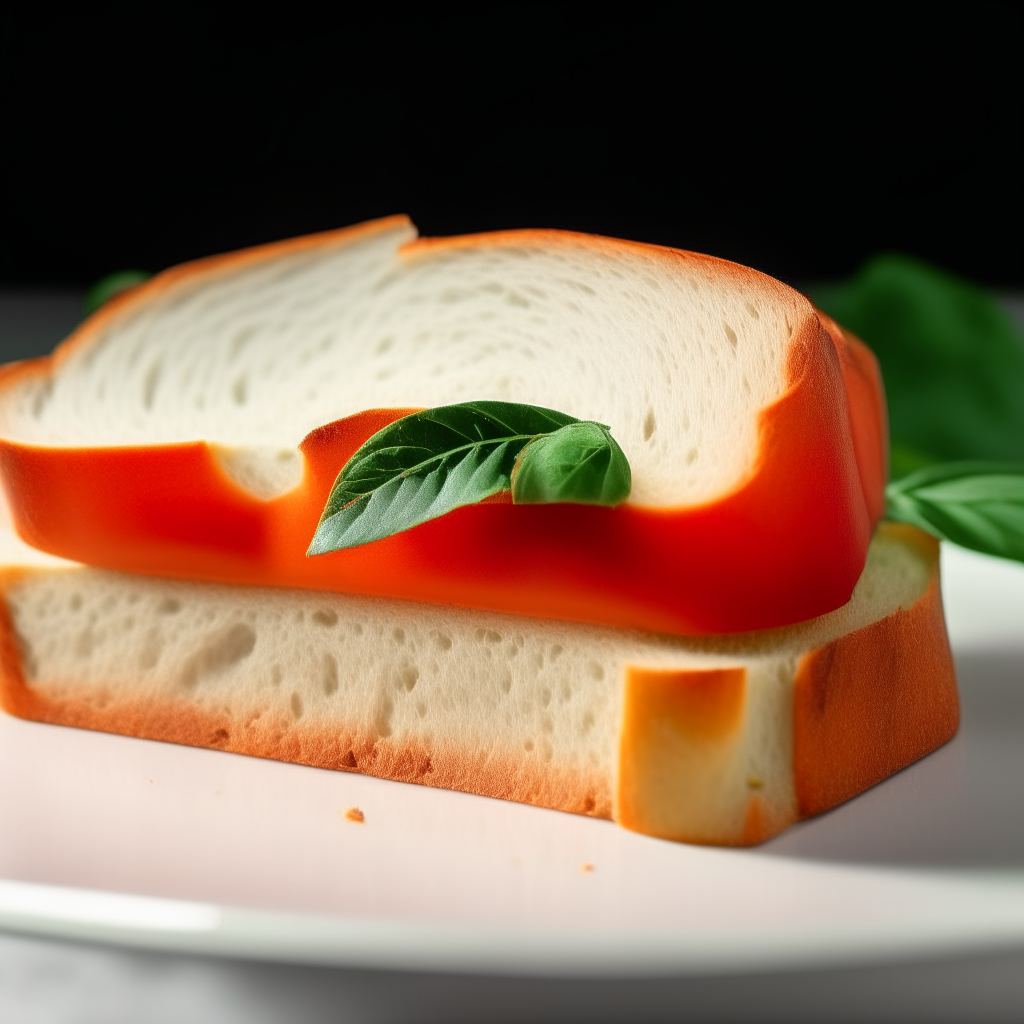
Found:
<box><xmin>0</xmin><ymin>216</ymin><xmax>853</xmax><ymax>505</ymax></box>
<box><xmin>0</xmin><ymin>218</ymin><xmax>887</xmax><ymax>635</ymax></box>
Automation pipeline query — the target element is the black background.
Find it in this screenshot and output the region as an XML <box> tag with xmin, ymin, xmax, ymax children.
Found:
<box><xmin>1</xmin><ymin>10</ymin><xmax>1020</xmax><ymax>290</ymax></box>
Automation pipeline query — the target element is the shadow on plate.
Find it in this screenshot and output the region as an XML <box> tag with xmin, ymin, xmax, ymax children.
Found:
<box><xmin>761</xmin><ymin>650</ymin><xmax>1024</xmax><ymax>869</ymax></box>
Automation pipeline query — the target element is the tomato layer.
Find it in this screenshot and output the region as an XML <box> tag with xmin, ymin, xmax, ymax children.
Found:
<box><xmin>0</xmin><ymin>320</ymin><xmax>883</xmax><ymax>635</ymax></box>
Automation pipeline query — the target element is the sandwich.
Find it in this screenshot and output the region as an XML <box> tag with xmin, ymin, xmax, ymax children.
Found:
<box><xmin>0</xmin><ymin>217</ymin><xmax>958</xmax><ymax>845</ymax></box>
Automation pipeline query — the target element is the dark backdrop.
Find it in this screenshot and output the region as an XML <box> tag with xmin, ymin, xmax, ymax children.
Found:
<box><xmin>2</xmin><ymin>10</ymin><xmax>1020</xmax><ymax>289</ymax></box>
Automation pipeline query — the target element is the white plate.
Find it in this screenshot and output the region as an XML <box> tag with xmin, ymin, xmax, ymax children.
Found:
<box><xmin>1</xmin><ymin>544</ymin><xmax>1022</xmax><ymax>976</ymax></box>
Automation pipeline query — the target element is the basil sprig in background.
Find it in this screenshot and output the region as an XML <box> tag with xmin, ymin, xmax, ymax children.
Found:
<box><xmin>813</xmin><ymin>254</ymin><xmax>1024</xmax><ymax>480</ymax></box>
<box><xmin>886</xmin><ymin>463</ymin><xmax>1024</xmax><ymax>563</ymax></box>
<box><xmin>308</xmin><ymin>401</ymin><xmax>630</xmax><ymax>554</ymax></box>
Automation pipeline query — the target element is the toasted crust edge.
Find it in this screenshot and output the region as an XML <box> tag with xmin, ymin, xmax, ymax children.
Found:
<box><xmin>0</xmin><ymin>215</ymin><xmax>415</xmax><ymax>400</ymax></box>
<box><xmin>0</xmin><ymin>575</ymin><xmax>612</xmax><ymax>820</ymax></box>
<box><xmin>400</xmin><ymin>228</ymin><xmax>811</xmax><ymax>307</ymax></box>
<box><xmin>0</xmin><ymin>216</ymin><xmax>820</xmax><ymax>439</ymax></box>
<box><xmin>792</xmin><ymin>525</ymin><xmax>959</xmax><ymax>816</ymax></box>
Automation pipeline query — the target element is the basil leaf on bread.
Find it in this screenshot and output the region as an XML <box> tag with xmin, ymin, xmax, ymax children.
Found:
<box><xmin>308</xmin><ymin>402</ymin><xmax>631</xmax><ymax>554</ymax></box>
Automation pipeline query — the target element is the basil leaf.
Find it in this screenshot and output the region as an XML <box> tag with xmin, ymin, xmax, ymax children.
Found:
<box><xmin>308</xmin><ymin>401</ymin><xmax>631</xmax><ymax>554</ymax></box>
<box><xmin>812</xmin><ymin>255</ymin><xmax>1024</xmax><ymax>480</ymax></box>
<box><xmin>84</xmin><ymin>270</ymin><xmax>151</xmax><ymax>315</ymax></box>
<box><xmin>512</xmin><ymin>421</ymin><xmax>631</xmax><ymax>505</ymax></box>
<box><xmin>885</xmin><ymin>462</ymin><xmax>1024</xmax><ymax>563</ymax></box>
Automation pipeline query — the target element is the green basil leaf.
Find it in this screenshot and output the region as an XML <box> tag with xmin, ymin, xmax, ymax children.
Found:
<box><xmin>512</xmin><ymin>421</ymin><xmax>631</xmax><ymax>505</ymax></box>
<box><xmin>84</xmin><ymin>270</ymin><xmax>151</xmax><ymax>316</ymax></box>
<box><xmin>308</xmin><ymin>401</ymin><xmax>631</xmax><ymax>554</ymax></box>
<box><xmin>812</xmin><ymin>255</ymin><xmax>1024</xmax><ymax>479</ymax></box>
<box><xmin>885</xmin><ymin>462</ymin><xmax>1024</xmax><ymax>563</ymax></box>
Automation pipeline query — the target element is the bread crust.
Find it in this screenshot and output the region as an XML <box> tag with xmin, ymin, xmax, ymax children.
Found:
<box><xmin>793</xmin><ymin>526</ymin><xmax>959</xmax><ymax>815</ymax></box>
<box><xmin>0</xmin><ymin>218</ymin><xmax>782</xmax><ymax>402</ymax></box>
<box><xmin>0</xmin><ymin>575</ymin><xmax>612</xmax><ymax>818</ymax></box>
<box><xmin>400</xmin><ymin>228</ymin><xmax>804</xmax><ymax>301</ymax></box>
<box><xmin>0</xmin><ymin>215</ymin><xmax>413</xmax><ymax>397</ymax></box>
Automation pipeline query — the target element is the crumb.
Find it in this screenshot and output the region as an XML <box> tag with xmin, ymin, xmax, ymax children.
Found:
<box><xmin>580</xmin><ymin>862</ymin><xmax>595</xmax><ymax>874</ymax></box>
<box><xmin>746</xmin><ymin>775</ymin><xmax>764</xmax><ymax>790</ymax></box>
<box><xmin>344</xmin><ymin>807</ymin><xmax>365</xmax><ymax>823</ymax></box>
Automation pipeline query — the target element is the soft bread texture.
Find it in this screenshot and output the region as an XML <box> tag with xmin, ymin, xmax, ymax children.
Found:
<box><xmin>0</xmin><ymin>523</ymin><xmax>959</xmax><ymax>845</ymax></box>
<box><xmin>3</xmin><ymin>216</ymin><xmax>807</xmax><ymax>507</ymax></box>
<box><xmin>0</xmin><ymin>219</ymin><xmax>886</xmax><ymax>636</ymax></box>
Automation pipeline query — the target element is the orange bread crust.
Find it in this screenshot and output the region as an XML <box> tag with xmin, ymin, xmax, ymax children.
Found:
<box><xmin>0</xmin><ymin>574</ymin><xmax>611</xmax><ymax>819</ymax></box>
<box><xmin>792</xmin><ymin>526</ymin><xmax>959</xmax><ymax>815</ymax></box>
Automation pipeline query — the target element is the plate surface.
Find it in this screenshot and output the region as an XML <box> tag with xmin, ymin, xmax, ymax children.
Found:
<box><xmin>0</xmin><ymin>544</ymin><xmax>1022</xmax><ymax>975</ymax></box>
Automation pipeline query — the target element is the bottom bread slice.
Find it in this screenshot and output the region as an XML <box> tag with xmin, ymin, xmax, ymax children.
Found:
<box><xmin>0</xmin><ymin>522</ymin><xmax>958</xmax><ymax>846</ymax></box>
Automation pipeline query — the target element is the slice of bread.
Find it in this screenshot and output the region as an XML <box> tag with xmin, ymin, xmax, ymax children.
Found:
<box><xmin>0</xmin><ymin>218</ymin><xmax>885</xmax><ymax>635</ymax></box>
<box><xmin>0</xmin><ymin>522</ymin><xmax>958</xmax><ymax>846</ymax></box>
<box><xmin>0</xmin><ymin>217</ymin><xmax>855</xmax><ymax>507</ymax></box>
